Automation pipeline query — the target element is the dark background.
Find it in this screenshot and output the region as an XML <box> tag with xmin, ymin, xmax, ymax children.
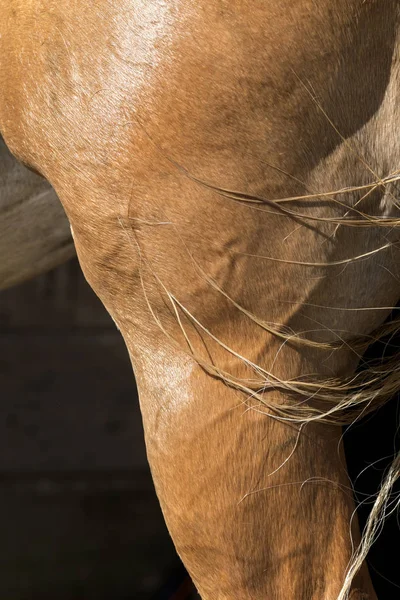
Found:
<box><xmin>0</xmin><ymin>258</ymin><xmax>197</xmax><ymax>599</ymax></box>
<box><xmin>344</xmin><ymin>338</ymin><xmax>400</xmax><ymax>599</ymax></box>
<box><xmin>0</xmin><ymin>257</ymin><xmax>398</xmax><ymax>599</ymax></box>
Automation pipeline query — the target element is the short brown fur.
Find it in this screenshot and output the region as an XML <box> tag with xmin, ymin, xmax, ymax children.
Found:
<box><xmin>2</xmin><ymin>2</ymin><xmax>400</xmax><ymax>598</ymax></box>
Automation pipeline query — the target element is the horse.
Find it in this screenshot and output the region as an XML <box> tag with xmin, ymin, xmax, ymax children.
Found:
<box><xmin>1</xmin><ymin>1</ymin><xmax>400</xmax><ymax>598</ymax></box>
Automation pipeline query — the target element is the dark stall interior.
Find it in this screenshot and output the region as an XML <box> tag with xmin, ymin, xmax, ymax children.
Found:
<box><xmin>344</xmin><ymin>334</ymin><xmax>400</xmax><ymax>599</ymax></box>
<box><xmin>0</xmin><ymin>259</ymin><xmax>198</xmax><ymax>599</ymax></box>
<box><xmin>0</xmin><ymin>257</ymin><xmax>398</xmax><ymax>599</ymax></box>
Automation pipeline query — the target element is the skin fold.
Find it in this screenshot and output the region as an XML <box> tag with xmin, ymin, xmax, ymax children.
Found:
<box><xmin>1</xmin><ymin>1</ymin><xmax>400</xmax><ymax>598</ymax></box>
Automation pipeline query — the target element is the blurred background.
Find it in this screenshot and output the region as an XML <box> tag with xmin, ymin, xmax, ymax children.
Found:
<box><xmin>0</xmin><ymin>258</ymin><xmax>198</xmax><ymax>599</ymax></box>
<box><xmin>0</xmin><ymin>256</ymin><xmax>398</xmax><ymax>599</ymax></box>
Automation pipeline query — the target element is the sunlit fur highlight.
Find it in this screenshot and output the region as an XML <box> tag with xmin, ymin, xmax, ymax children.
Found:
<box><xmin>120</xmin><ymin>143</ymin><xmax>400</xmax><ymax>600</ymax></box>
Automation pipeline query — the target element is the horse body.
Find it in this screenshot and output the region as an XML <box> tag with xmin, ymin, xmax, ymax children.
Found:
<box><xmin>1</xmin><ymin>2</ymin><xmax>400</xmax><ymax>598</ymax></box>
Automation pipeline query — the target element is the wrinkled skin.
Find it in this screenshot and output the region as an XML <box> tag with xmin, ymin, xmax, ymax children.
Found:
<box><xmin>0</xmin><ymin>135</ymin><xmax>74</xmax><ymax>290</ymax></box>
<box><xmin>1</xmin><ymin>1</ymin><xmax>400</xmax><ymax>598</ymax></box>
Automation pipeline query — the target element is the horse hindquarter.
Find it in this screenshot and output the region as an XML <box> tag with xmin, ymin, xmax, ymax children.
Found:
<box><xmin>2</xmin><ymin>2</ymin><xmax>400</xmax><ymax>598</ymax></box>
